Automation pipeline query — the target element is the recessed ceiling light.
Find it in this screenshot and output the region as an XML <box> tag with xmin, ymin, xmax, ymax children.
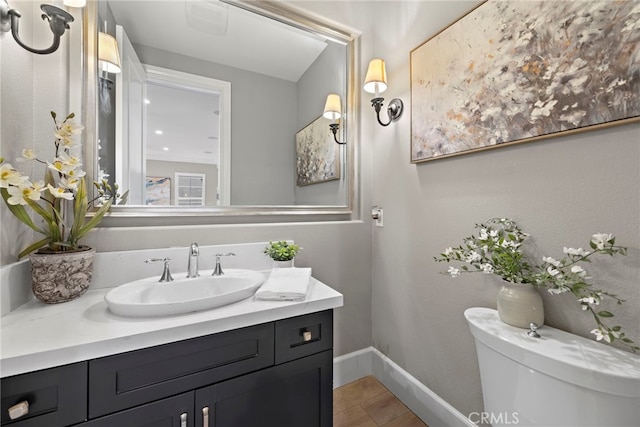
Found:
<box><xmin>155</xmin><ymin>130</ymin><xmax>163</xmax><ymax>135</ymax></box>
<box><xmin>144</xmin><ymin>99</ymin><xmax>151</xmax><ymax>104</ymax></box>
<box><xmin>163</xmin><ymin>147</ymin><xmax>169</xmax><ymax>151</ymax></box>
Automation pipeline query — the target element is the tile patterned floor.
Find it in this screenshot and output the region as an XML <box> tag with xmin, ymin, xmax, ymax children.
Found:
<box><xmin>333</xmin><ymin>376</ymin><xmax>429</xmax><ymax>427</ymax></box>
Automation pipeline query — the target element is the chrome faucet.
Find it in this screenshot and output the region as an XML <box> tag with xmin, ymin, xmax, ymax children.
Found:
<box><xmin>187</xmin><ymin>243</ymin><xmax>199</xmax><ymax>278</ymax></box>
<box><xmin>212</xmin><ymin>253</ymin><xmax>235</xmax><ymax>276</ymax></box>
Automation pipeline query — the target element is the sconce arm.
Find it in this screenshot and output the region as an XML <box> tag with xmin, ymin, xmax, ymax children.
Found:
<box><xmin>371</xmin><ymin>97</ymin><xmax>403</xmax><ymax>127</ymax></box>
<box><xmin>329</xmin><ymin>123</ymin><xmax>347</xmax><ymax>145</ymax></box>
<box><xmin>4</xmin><ymin>4</ymin><xmax>74</xmax><ymax>55</ymax></box>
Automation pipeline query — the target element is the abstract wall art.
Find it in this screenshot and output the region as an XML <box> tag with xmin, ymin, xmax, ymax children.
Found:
<box><xmin>410</xmin><ymin>0</ymin><xmax>640</xmax><ymax>163</ymax></box>
<box><xmin>296</xmin><ymin>116</ymin><xmax>340</xmax><ymax>186</ymax></box>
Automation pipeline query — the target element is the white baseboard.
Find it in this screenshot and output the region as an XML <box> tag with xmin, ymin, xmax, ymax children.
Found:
<box><xmin>334</xmin><ymin>347</ymin><xmax>475</xmax><ymax>427</ymax></box>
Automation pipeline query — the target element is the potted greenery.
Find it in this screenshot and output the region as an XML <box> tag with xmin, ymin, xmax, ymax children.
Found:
<box><xmin>264</xmin><ymin>240</ymin><xmax>300</xmax><ymax>268</ymax></box>
<box><xmin>435</xmin><ymin>218</ymin><xmax>637</xmax><ymax>351</ymax></box>
<box><xmin>0</xmin><ymin>112</ymin><xmax>126</xmax><ymax>303</ymax></box>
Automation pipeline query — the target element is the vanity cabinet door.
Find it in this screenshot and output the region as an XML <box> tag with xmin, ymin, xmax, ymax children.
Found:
<box><xmin>194</xmin><ymin>349</ymin><xmax>332</xmax><ymax>427</ymax></box>
<box><xmin>78</xmin><ymin>392</ymin><xmax>194</xmax><ymax>427</ymax></box>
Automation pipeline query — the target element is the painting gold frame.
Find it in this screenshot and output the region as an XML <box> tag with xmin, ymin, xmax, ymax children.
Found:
<box><xmin>410</xmin><ymin>0</ymin><xmax>640</xmax><ymax>163</ymax></box>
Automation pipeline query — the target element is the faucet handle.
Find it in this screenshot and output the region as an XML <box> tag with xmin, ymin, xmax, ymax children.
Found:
<box><xmin>212</xmin><ymin>253</ymin><xmax>236</xmax><ymax>276</ymax></box>
<box><xmin>145</xmin><ymin>257</ymin><xmax>173</xmax><ymax>282</ymax></box>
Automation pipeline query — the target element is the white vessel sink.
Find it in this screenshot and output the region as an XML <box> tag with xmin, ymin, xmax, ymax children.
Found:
<box><xmin>105</xmin><ymin>269</ymin><xmax>266</xmax><ymax>317</ymax></box>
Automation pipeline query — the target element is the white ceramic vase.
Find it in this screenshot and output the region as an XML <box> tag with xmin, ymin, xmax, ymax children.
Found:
<box><xmin>497</xmin><ymin>281</ymin><xmax>544</xmax><ymax>329</ymax></box>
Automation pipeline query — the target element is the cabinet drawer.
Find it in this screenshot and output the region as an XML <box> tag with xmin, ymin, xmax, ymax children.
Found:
<box><xmin>274</xmin><ymin>310</ymin><xmax>333</xmax><ymax>364</ymax></box>
<box><xmin>88</xmin><ymin>323</ymin><xmax>274</xmax><ymax>418</ymax></box>
<box><xmin>1</xmin><ymin>362</ymin><xmax>87</xmax><ymax>427</ymax></box>
<box><xmin>81</xmin><ymin>392</ymin><xmax>194</xmax><ymax>427</ymax></box>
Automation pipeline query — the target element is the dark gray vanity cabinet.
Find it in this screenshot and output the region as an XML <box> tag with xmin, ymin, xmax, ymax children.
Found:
<box><xmin>1</xmin><ymin>309</ymin><xmax>333</xmax><ymax>427</ymax></box>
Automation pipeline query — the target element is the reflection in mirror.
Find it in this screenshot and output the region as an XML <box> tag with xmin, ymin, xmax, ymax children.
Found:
<box><xmin>92</xmin><ymin>0</ymin><xmax>354</xmax><ymax>213</ymax></box>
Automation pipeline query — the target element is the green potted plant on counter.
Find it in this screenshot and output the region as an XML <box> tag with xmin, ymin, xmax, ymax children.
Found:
<box><xmin>264</xmin><ymin>240</ymin><xmax>300</xmax><ymax>268</ymax></box>
<box><xmin>0</xmin><ymin>111</ymin><xmax>127</xmax><ymax>304</ymax></box>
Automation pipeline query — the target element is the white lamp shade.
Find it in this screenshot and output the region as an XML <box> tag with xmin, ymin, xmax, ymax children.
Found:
<box><xmin>363</xmin><ymin>58</ymin><xmax>388</xmax><ymax>95</ymax></box>
<box><xmin>63</xmin><ymin>0</ymin><xmax>86</xmax><ymax>7</ymax></box>
<box><xmin>98</xmin><ymin>32</ymin><xmax>122</xmax><ymax>74</ymax></box>
<box><xmin>323</xmin><ymin>94</ymin><xmax>342</xmax><ymax>120</ymax></box>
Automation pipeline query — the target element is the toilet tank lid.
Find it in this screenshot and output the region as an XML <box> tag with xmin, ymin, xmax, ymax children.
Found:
<box><xmin>464</xmin><ymin>307</ymin><xmax>640</xmax><ymax>398</ymax></box>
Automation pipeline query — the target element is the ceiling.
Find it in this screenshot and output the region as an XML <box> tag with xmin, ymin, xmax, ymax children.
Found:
<box><xmin>107</xmin><ymin>0</ymin><xmax>328</xmax><ymax>82</ymax></box>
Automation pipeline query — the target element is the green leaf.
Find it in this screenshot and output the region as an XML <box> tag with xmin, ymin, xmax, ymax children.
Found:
<box><xmin>69</xmin><ymin>178</ymin><xmax>89</xmax><ymax>245</ymax></box>
<box><xmin>18</xmin><ymin>237</ymin><xmax>53</xmax><ymax>259</ymax></box>
<box><xmin>1</xmin><ymin>189</ymin><xmax>44</xmax><ymax>233</ymax></box>
<box><xmin>597</xmin><ymin>311</ymin><xmax>614</xmax><ymax>318</ymax></box>
<box><xmin>75</xmin><ymin>199</ymin><xmax>112</xmax><ymax>241</ymax></box>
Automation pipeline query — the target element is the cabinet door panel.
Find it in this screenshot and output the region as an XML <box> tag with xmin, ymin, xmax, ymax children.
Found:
<box><xmin>80</xmin><ymin>392</ymin><xmax>193</xmax><ymax>427</ymax></box>
<box><xmin>195</xmin><ymin>350</ymin><xmax>332</xmax><ymax>427</ymax></box>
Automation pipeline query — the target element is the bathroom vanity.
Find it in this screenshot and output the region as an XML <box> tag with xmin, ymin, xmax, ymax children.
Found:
<box><xmin>0</xmin><ymin>253</ymin><xmax>343</xmax><ymax>427</ymax></box>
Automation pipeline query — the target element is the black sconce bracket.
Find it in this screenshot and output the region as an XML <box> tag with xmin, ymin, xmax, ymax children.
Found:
<box><xmin>329</xmin><ymin>123</ymin><xmax>347</xmax><ymax>145</ymax></box>
<box><xmin>371</xmin><ymin>97</ymin><xmax>403</xmax><ymax>127</ymax></box>
<box><xmin>1</xmin><ymin>1</ymin><xmax>74</xmax><ymax>55</ymax></box>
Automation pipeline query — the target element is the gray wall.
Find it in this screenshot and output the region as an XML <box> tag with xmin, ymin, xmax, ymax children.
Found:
<box><xmin>134</xmin><ymin>45</ymin><xmax>298</xmax><ymax>206</ymax></box>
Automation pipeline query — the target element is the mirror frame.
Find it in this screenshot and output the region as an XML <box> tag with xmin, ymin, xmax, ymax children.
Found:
<box><xmin>82</xmin><ymin>0</ymin><xmax>359</xmax><ymax>224</ymax></box>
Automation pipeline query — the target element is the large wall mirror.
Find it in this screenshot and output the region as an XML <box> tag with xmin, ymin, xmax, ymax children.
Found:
<box><xmin>83</xmin><ymin>0</ymin><xmax>357</xmax><ymax>221</ymax></box>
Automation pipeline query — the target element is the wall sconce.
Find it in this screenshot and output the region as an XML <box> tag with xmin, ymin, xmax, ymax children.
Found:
<box><xmin>0</xmin><ymin>0</ymin><xmax>81</xmax><ymax>55</ymax></box>
<box><xmin>98</xmin><ymin>24</ymin><xmax>121</xmax><ymax>91</ymax></box>
<box><xmin>364</xmin><ymin>58</ymin><xmax>403</xmax><ymax>126</ymax></box>
<box><xmin>323</xmin><ymin>93</ymin><xmax>346</xmax><ymax>145</ymax></box>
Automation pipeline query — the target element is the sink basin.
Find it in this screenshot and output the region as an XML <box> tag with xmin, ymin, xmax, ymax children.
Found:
<box><xmin>105</xmin><ymin>269</ymin><xmax>266</xmax><ymax>317</ymax></box>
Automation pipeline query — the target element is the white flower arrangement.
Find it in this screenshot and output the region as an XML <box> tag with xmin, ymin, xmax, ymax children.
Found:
<box><xmin>435</xmin><ymin>218</ymin><xmax>637</xmax><ymax>351</ymax></box>
<box><xmin>0</xmin><ymin>112</ymin><xmax>127</xmax><ymax>258</ymax></box>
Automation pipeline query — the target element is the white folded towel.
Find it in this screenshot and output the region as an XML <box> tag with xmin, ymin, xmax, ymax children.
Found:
<box><xmin>255</xmin><ymin>267</ymin><xmax>312</xmax><ymax>301</ymax></box>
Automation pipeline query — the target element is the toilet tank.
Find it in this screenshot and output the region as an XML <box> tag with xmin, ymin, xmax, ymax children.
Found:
<box><xmin>465</xmin><ymin>307</ymin><xmax>640</xmax><ymax>427</ymax></box>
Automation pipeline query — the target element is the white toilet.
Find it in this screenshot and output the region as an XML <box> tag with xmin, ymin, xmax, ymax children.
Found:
<box><xmin>465</xmin><ymin>307</ymin><xmax>640</xmax><ymax>427</ymax></box>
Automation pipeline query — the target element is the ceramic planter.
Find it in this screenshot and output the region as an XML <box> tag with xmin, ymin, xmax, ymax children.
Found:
<box><xmin>29</xmin><ymin>246</ymin><xmax>96</xmax><ymax>304</ymax></box>
<box><xmin>496</xmin><ymin>281</ymin><xmax>544</xmax><ymax>328</ymax></box>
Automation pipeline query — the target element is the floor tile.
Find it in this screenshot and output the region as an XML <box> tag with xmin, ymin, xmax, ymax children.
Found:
<box><xmin>333</xmin><ymin>405</ymin><xmax>379</xmax><ymax>427</ymax></box>
<box><xmin>383</xmin><ymin>412</ymin><xmax>429</xmax><ymax>427</ymax></box>
<box><xmin>333</xmin><ymin>376</ymin><xmax>388</xmax><ymax>414</ymax></box>
<box><xmin>333</xmin><ymin>376</ymin><xmax>429</xmax><ymax>426</ymax></box>
<box><xmin>361</xmin><ymin>390</ymin><xmax>410</xmax><ymax>425</ymax></box>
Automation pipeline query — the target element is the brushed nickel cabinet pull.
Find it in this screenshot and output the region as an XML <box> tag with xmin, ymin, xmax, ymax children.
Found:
<box><xmin>203</xmin><ymin>406</ymin><xmax>210</xmax><ymax>427</ymax></box>
<box><xmin>180</xmin><ymin>412</ymin><xmax>187</xmax><ymax>427</ymax></box>
<box><xmin>8</xmin><ymin>401</ymin><xmax>29</xmax><ymax>420</ymax></box>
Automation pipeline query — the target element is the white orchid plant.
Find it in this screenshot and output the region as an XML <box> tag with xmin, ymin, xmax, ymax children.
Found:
<box><xmin>435</xmin><ymin>218</ymin><xmax>637</xmax><ymax>351</ymax></box>
<box><xmin>0</xmin><ymin>112</ymin><xmax>127</xmax><ymax>259</ymax></box>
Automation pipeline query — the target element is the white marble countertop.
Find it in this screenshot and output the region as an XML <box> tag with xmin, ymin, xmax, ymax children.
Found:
<box><xmin>0</xmin><ymin>277</ymin><xmax>343</xmax><ymax>378</ymax></box>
